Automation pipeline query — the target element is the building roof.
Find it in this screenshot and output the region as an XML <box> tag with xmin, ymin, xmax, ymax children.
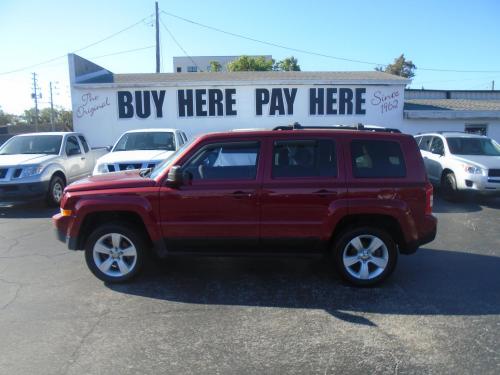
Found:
<box><xmin>404</xmin><ymin>99</ymin><xmax>500</xmax><ymax>111</ymax></box>
<box><xmin>111</xmin><ymin>71</ymin><xmax>409</xmax><ymax>86</ymax></box>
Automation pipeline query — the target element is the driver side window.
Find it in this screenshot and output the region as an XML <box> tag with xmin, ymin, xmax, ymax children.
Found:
<box><xmin>183</xmin><ymin>141</ymin><xmax>260</xmax><ymax>181</ymax></box>
<box><xmin>66</xmin><ymin>136</ymin><xmax>82</xmax><ymax>156</ymax></box>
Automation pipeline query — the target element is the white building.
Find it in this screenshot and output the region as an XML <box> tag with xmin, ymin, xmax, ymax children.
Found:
<box><xmin>68</xmin><ymin>54</ymin><xmax>500</xmax><ymax>148</ymax></box>
<box><xmin>173</xmin><ymin>55</ymin><xmax>273</xmax><ymax>73</ymax></box>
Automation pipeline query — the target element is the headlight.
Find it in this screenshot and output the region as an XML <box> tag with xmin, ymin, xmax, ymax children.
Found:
<box><xmin>462</xmin><ymin>163</ymin><xmax>483</xmax><ymax>175</ymax></box>
<box><xmin>19</xmin><ymin>165</ymin><xmax>44</xmax><ymax>178</ymax></box>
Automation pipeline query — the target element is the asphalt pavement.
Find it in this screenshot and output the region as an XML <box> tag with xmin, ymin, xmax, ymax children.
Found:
<box><xmin>0</xmin><ymin>196</ymin><xmax>499</xmax><ymax>374</ymax></box>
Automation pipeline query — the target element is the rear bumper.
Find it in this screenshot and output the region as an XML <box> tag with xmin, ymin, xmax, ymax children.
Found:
<box><xmin>0</xmin><ymin>181</ymin><xmax>49</xmax><ymax>203</ymax></box>
<box><xmin>53</xmin><ymin>213</ymin><xmax>79</xmax><ymax>250</ymax></box>
<box><xmin>400</xmin><ymin>214</ymin><xmax>437</xmax><ymax>254</ymax></box>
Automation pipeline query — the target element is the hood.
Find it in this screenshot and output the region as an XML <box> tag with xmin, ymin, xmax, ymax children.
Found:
<box><xmin>96</xmin><ymin>150</ymin><xmax>174</xmax><ymax>165</ymax></box>
<box><xmin>66</xmin><ymin>170</ymin><xmax>156</xmax><ymax>192</ymax></box>
<box><xmin>452</xmin><ymin>155</ymin><xmax>500</xmax><ymax>169</ymax></box>
<box><xmin>0</xmin><ymin>154</ymin><xmax>58</xmax><ymax>167</ymax></box>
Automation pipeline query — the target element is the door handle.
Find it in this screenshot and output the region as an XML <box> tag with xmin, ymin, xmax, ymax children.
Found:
<box><xmin>231</xmin><ymin>191</ymin><xmax>253</xmax><ymax>198</ymax></box>
<box><xmin>80</xmin><ymin>157</ymin><xmax>86</xmax><ymax>161</ymax></box>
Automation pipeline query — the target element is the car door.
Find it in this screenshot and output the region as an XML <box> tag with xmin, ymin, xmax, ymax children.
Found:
<box><xmin>64</xmin><ymin>135</ymin><xmax>86</xmax><ymax>182</ymax></box>
<box><xmin>418</xmin><ymin>136</ymin><xmax>434</xmax><ymax>180</ymax></box>
<box><xmin>77</xmin><ymin>135</ymin><xmax>93</xmax><ymax>176</ymax></box>
<box><xmin>426</xmin><ymin>137</ymin><xmax>445</xmax><ymax>181</ymax></box>
<box><xmin>259</xmin><ymin>135</ymin><xmax>347</xmax><ymax>252</ymax></box>
<box><xmin>158</xmin><ymin>139</ymin><xmax>263</xmax><ymax>252</ymax></box>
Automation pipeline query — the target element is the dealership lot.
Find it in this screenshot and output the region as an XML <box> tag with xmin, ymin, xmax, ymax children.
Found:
<box><xmin>0</xmin><ymin>196</ymin><xmax>499</xmax><ymax>374</ymax></box>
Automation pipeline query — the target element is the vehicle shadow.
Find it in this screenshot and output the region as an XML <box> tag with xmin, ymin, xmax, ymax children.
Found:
<box><xmin>432</xmin><ymin>193</ymin><xmax>500</xmax><ymax>214</ymax></box>
<box><xmin>107</xmin><ymin>248</ymin><xmax>500</xmax><ymax>326</ymax></box>
<box><xmin>0</xmin><ymin>202</ymin><xmax>58</xmax><ymax>219</ymax></box>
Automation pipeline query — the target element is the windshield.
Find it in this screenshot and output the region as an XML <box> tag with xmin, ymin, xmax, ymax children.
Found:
<box><xmin>113</xmin><ymin>132</ymin><xmax>175</xmax><ymax>152</ymax></box>
<box><xmin>446</xmin><ymin>137</ymin><xmax>500</xmax><ymax>156</ymax></box>
<box><xmin>149</xmin><ymin>139</ymin><xmax>195</xmax><ymax>179</ymax></box>
<box><xmin>0</xmin><ymin>135</ymin><xmax>62</xmax><ymax>155</ymax></box>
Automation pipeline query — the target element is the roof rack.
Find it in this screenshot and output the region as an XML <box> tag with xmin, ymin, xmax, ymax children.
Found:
<box><xmin>272</xmin><ymin>122</ymin><xmax>401</xmax><ymax>133</ymax></box>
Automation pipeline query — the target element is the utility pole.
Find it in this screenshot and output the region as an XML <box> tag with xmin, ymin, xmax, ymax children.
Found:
<box><xmin>155</xmin><ymin>1</ymin><xmax>160</xmax><ymax>73</ymax></box>
<box><xmin>31</xmin><ymin>72</ymin><xmax>40</xmax><ymax>132</ymax></box>
<box><xmin>49</xmin><ymin>82</ymin><xmax>55</xmax><ymax>131</ymax></box>
<box><xmin>492</xmin><ymin>80</ymin><xmax>495</xmax><ymax>91</ymax></box>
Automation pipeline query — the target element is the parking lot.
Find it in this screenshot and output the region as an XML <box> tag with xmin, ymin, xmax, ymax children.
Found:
<box><xmin>0</xmin><ymin>195</ymin><xmax>499</xmax><ymax>374</ymax></box>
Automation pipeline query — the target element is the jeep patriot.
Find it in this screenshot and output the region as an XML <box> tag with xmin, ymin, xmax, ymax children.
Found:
<box><xmin>53</xmin><ymin>125</ymin><xmax>437</xmax><ymax>286</ymax></box>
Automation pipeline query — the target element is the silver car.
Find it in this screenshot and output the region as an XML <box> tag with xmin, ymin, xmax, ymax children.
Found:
<box><xmin>414</xmin><ymin>132</ymin><xmax>500</xmax><ymax>200</ymax></box>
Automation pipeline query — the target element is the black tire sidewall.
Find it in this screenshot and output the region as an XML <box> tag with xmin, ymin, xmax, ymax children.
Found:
<box><xmin>441</xmin><ymin>172</ymin><xmax>458</xmax><ymax>201</ymax></box>
<box><xmin>84</xmin><ymin>223</ymin><xmax>146</xmax><ymax>283</ymax></box>
<box><xmin>332</xmin><ymin>227</ymin><xmax>398</xmax><ymax>287</ymax></box>
<box><xmin>46</xmin><ymin>176</ymin><xmax>65</xmax><ymax>206</ymax></box>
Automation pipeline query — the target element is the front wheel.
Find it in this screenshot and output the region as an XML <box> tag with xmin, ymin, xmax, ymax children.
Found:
<box><xmin>332</xmin><ymin>227</ymin><xmax>398</xmax><ymax>286</ymax></box>
<box><xmin>46</xmin><ymin>175</ymin><xmax>65</xmax><ymax>206</ymax></box>
<box><xmin>85</xmin><ymin>223</ymin><xmax>146</xmax><ymax>283</ymax></box>
<box><xmin>441</xmin><ymin>172</ymin><xmax>459</xmax><ymax>201</ymax></box>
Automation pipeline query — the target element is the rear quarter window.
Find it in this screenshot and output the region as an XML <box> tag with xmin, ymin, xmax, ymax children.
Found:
<box><xmin>351</xmin><ymin>140</ymin><xmax>406</xmax><ymax>178</ymax></box>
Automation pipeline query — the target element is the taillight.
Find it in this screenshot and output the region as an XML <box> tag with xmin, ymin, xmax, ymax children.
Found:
<box><xmin>425</xmin><ymin>182</ymin><xmax>433</xmax><ymax>215</ymax></box>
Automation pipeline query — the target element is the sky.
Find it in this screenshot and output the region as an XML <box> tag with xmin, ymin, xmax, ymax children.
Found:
<box><xmin>0</xmin><ymin>0</ymin><xmax>499</xmax><ymax>115</ymax></box>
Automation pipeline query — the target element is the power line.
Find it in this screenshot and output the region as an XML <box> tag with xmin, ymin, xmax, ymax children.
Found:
<box><xmin>90</xmin><ymin>45</ymin><xmax>156</xmax><ymax>60</ymax></box>
<box><xmin>0</xmin><ymin>14</ymin><xmax>153</xmax><ymax>76</ymax></box>
<box><xmin>161</xmin><ymin>10</ymin><xmax>500</xmax><ymax>74</ymax></box>
<box><xmin>159</xmin><ymin>16</ymin><xmax>200</xmax><ymax>71</ymax></box>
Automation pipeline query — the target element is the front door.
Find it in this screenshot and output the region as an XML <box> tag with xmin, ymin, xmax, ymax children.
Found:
<box><xmin>159</xmin><ymin>140</ymin><xmax>262</xmax><ymax>252</ymax></box>
<box><xmin>260</xmin><ymin>136</ymin><xmax>347</xmax><ymax>252</ymax></box>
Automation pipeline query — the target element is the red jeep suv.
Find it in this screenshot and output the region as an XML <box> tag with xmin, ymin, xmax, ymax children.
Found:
<box><xmin>53</xmin><ymin>125</ymin><xmax>436</xmax><ymax>286</ymax></box>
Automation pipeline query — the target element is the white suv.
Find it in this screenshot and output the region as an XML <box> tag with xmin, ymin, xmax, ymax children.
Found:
<box><xmin>414</xmin><ymin>132</ymin><xmax>500</xmax><ymax>200</ymax></box>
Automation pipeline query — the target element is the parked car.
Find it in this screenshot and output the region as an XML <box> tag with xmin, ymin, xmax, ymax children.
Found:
<box><xmin>93</xmin><ymin>128</ymin><xmax>188</xmax><ymax>175</ymax></box>
<box><xmin>414</xmin><ymin>132</ymin><xmax>500</xmax><ymax>200</ymax></box>
<box><xmin>53</xmin><ymin>125</ymin><xmax>437</xmax><ymax>286</ymax></box>
<box><xmin>0</xmin><ymin>132</ymin><xmax>108</xmax><ymax>206</ymax></box>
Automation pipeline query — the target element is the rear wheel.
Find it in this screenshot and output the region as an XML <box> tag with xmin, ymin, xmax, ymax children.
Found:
<box><xmin>332</xmin><ymin>227</ymin><xmax>398</xmax><ymax>286</ymax></box>
<box><xmin>46</xmin><ymin>175</ymin><xmax>65</xmax><ymax>206</ymax></box>
<box><xmin>441</xmin><ymin>172</ymin><xmax>459</xmax><ymax>201</ymax></box>
<box><xmin>85</xmin><ymin>223</ymin><xmax>146</xmax><ymax>283</ymax></box>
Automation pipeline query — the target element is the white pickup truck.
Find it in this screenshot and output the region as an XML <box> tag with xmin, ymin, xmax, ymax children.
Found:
<box><xmin>0</xmin><ymin>132</ymin><xmax>108</xmax><ymax>205</ymax></box>
<box><xmin>93</xmin><ymin>128</ymin><xmax>188</xmax><ymax>175</ymax></box>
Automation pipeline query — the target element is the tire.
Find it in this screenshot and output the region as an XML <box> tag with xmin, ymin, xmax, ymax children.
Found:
<box><xmin>46</xmin><ymin>175</ymin><xmax>65</xmax><ymax>207</ymax></box>
<box><xmin>332</xmin><ymin>227</ymin><xmax>398</xmax><ymax>287</ymax></box>
<box><xmin>441</xmin><ymin>172</ymin><xmax>459</xmax><ymax>201</ymax></box>
<box><xmin>85</xmin><ymin>223</ymin><xmax>146</xmax><ymax>283</ymax></box>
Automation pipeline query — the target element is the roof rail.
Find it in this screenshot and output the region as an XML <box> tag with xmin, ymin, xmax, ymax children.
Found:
<box><xmin>272</xmin><ymin>122</ymin><xmax>401</xmax><ymax>133</ymax></box>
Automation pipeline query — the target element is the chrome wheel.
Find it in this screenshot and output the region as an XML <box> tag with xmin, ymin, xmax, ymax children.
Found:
<box><xmin>92</xmin><ymin>233</ymin><xmax>137</xmax><ymax>278</ymax></box>
<box><xmin>52</xmin><ymin>182</ymin><xmax>63</xmax><ymax>203</ymax></box>
<box><xmin>342</xmin><ymin>234</ymin><xmax>389</xmax><ymax>280</ymax></box>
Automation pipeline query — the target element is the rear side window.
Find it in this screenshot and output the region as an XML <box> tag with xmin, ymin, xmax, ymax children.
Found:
<box><xmin>66</xmin><ymin>136</ymin><xmax>82</xmax><ymax>156</ymax></box>
<box><xmin>351</xmin><ymin>140</ymin><xmax>406</xmax><ymax>178</ymax></box>
<box><xmin>78</xmin><ymin>136</ymin><xmax>89</xmax><ymax>153</ymax></box>
<box><xmin>272</xmin><ymin>139</ymin><xmax>337</xmax><ymax>178</ymax></box>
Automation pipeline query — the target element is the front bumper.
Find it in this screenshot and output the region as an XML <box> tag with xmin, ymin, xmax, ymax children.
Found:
<box><xmin>456</xmin><ymin>172</ymin><xmax>500</xmax><ymax>194</ymax></box>
<box><xmin>0</xmin><ymin>181</ymin><xmax>49</xmax><ymax>203</ymax></box>
<box><xmin>53</xmin><ymin>213</ymin><xmax>79</xmax><ymax>250</ymax></box>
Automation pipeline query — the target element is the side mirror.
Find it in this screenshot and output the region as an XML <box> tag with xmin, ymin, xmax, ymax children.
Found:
<box><xmin>166</xmin><ymin>166</ymin><xmax>184</xmax><ymax>187</ymax></box>
<box><xmin>106</xmin><ymin>145</ymin><xmax>112</xmax><ymax>152</ymax></box>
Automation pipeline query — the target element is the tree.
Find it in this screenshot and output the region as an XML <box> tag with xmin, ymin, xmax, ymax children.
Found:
<box><xmin>22</xmin><ymin>108</ymin><xmax>38</xmax><ymax>125</ymax></box>
<box><xmin>227</xmin><ymin>56</ymin><xmax>274</xmax><ymax>72</ymax></box>
<box><xmin>376</xmin><ymin>54</ymin><xmax>416</xmax><ymax>78</ymax></box>
<box><xmin>274</xmin><ymin>56</ymin><xmax>301</xmax><ymax>71</ymax></box>
<box><xmin>209</xmin><ymin>61</ymin><xmax>222</xmax><ymax>72</ymax></box>
<box><xmin>0</xmin><ymin>107</ymin><xmax>13</xmax><ymax>126</ymax></box>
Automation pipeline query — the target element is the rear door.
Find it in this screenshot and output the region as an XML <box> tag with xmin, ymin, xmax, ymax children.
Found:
<box><xmin>77</xmin><ymin>135</ymin><xmax>93</xmax><ymax>176</ymax></box>
<box><xmin>259</xmin><ymin>135</ymin><xmax>347</xmax><ymax>252</ymax></box>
